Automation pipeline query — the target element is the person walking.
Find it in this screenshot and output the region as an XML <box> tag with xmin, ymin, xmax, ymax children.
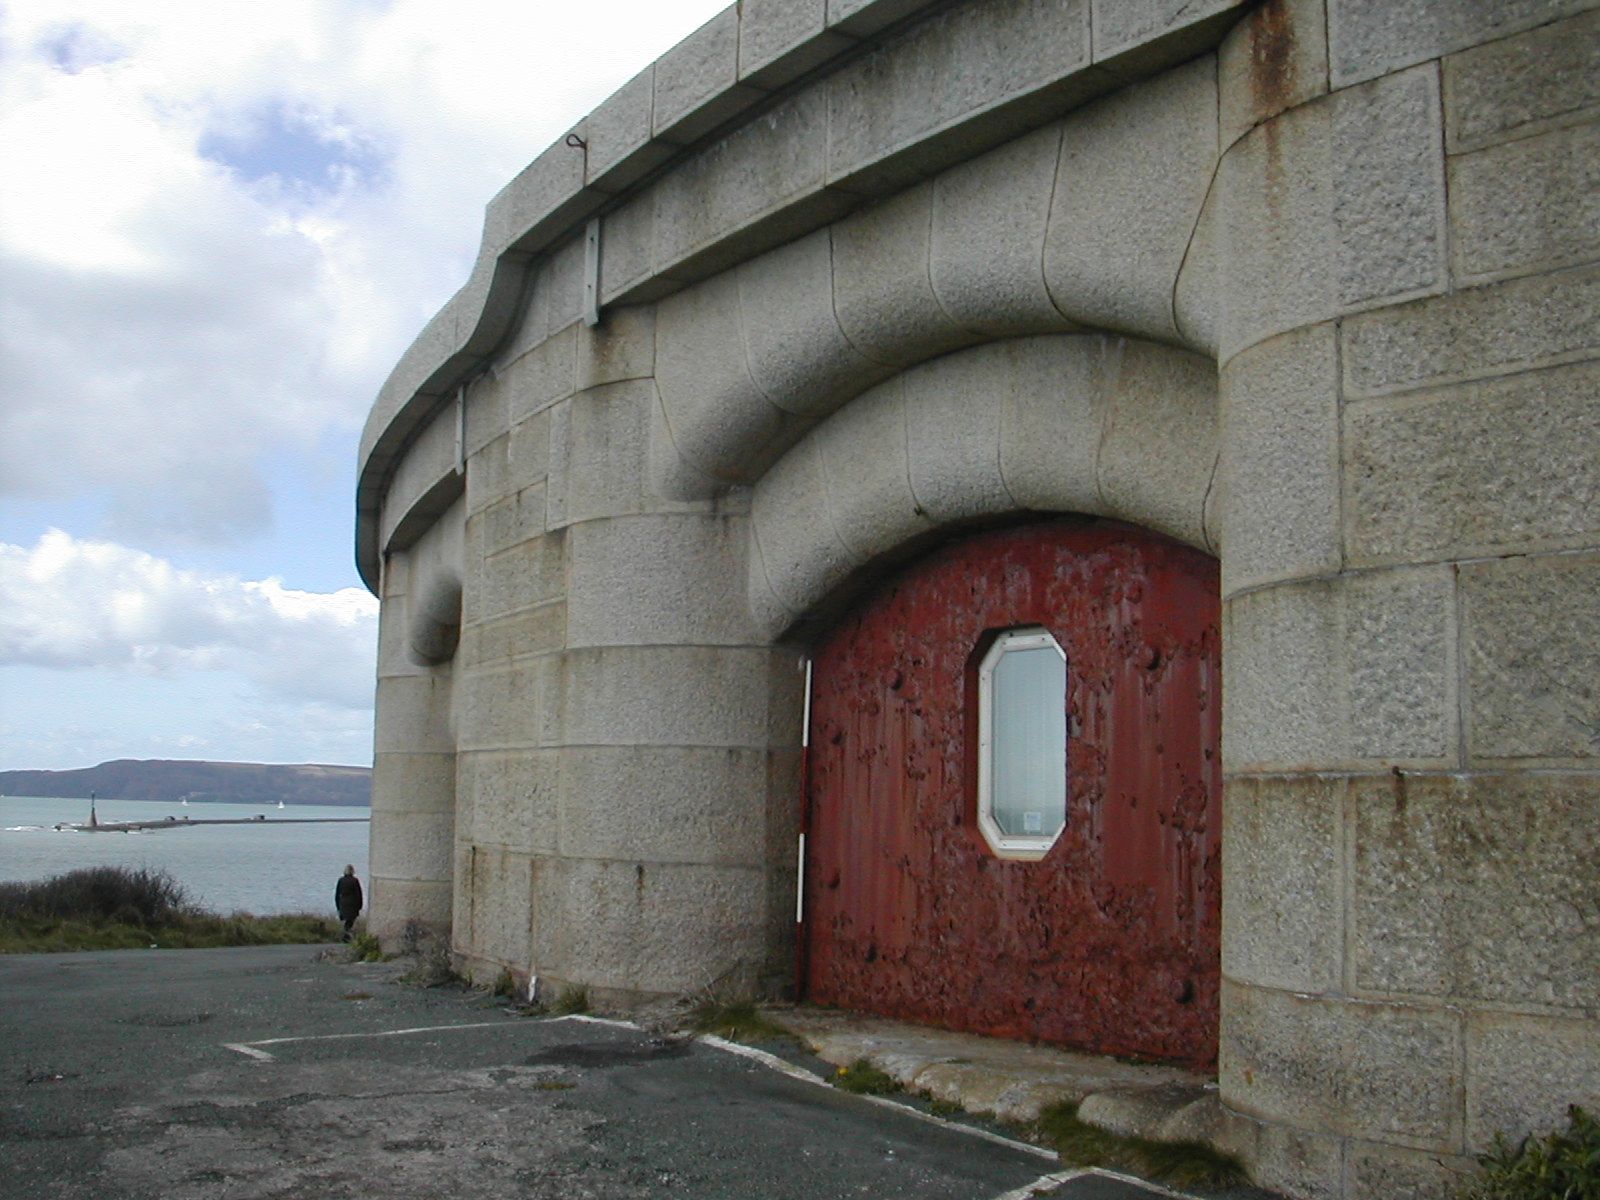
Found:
<box><xmin>335</xmin><ymin>865</ymin><xmax>363</xmax><ymax>941</ymax></box>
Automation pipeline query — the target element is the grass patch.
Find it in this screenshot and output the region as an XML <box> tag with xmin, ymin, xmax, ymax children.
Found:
<box><xmin>549</xmin><ymin>984</ymin><xmax>590</xmax><ymax>1015</ymax></box>
<box><xmin>831</xmin><ymin>1059</ymin><xmax>901</xmax><ymax>1096</ymax></box>
<box><xmin>0</xmin><ymin>912</ymin><xmax>340</xmax><ymax>954</ymax></box>
<box><xmin>1462</xmin><ymin>1105</ymin><xmax>1600</xmax><ymax>1200</ymax></box>
<box><xmin>0</xmin><ymin>868</ymin><xmax>342</xmax><ymax>953</ymax></box>
<box><xmin>688</xmin><ymin>998</ymin><xmax>795</xmax><ymax>1045</ymax></box>
<box><xmin>1031</xmin><ymin>1101</ymin><xmax>1246</xmax><ymax>1191</ymax></box>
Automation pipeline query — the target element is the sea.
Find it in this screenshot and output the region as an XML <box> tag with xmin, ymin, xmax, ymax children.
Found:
<box><xmin>0</xmin><ymin>796</ymin><xmax>370</xmax><ymax>917</ymax></box>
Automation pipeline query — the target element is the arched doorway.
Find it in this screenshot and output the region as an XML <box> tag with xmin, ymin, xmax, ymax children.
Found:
<box><xmin>802</xmin><ymin>518</ymin><xmax>1222</xmax><ymax>1068</ymax></box>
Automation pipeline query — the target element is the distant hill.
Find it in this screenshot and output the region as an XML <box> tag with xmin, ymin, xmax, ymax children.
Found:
<box><xmin>0</xmin><ymin>760</ymin><xmax>371</xmax><ymax>807</ymax></box>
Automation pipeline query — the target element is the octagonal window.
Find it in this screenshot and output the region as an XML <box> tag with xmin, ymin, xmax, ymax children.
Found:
<box><xmin>977</xmin><ymin>627</ymin><xmax>1067</xmax><ymax>859</ymax></box>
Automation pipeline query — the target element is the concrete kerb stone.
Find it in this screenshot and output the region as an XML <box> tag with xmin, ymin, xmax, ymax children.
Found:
<box><xmin>766</xmin><ymin>1007</ymin><xmax>1213</xmax><ymax>1132</ymax></box>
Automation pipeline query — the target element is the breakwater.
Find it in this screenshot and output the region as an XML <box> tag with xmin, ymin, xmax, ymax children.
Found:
<box><xmin>55</xmin><ymin>816</ymin><xmax>369</xmax><ymax>833</ymax></box>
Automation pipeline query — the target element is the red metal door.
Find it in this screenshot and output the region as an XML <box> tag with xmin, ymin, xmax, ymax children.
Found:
<box><xmin>803</xmin><ymin>518</ymin><xmax>1221</xmax><ymax>1068</ymax></box>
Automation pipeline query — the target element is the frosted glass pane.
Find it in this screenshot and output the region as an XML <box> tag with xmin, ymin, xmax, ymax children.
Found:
<box><xmin>989</xmin><ymin>645</ymin><xmax>1066</xmax><ymax>838</ymax></box>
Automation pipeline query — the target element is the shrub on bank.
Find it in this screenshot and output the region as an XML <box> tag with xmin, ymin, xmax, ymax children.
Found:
<box><xmin>0</xmin><ymin>864</ymin><xmax>191</xmax><ymax>925</ymax></box>
<box><xmin>0</xmin><ymin>866</ymin><xmax>340</xmax><ymax>953</ymax></box>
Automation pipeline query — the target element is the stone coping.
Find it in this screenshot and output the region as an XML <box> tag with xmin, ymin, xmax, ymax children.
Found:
<box><xmin>354</xmin><ymin>0</ymin><xmax>1250</xmax><ymax>590</ymax></box>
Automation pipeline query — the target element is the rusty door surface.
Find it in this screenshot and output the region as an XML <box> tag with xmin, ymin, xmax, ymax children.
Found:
<box><xmin>802</xmin><ymin>519</ymin><xmax>1222</xmax><ymax>1067</ymax></box>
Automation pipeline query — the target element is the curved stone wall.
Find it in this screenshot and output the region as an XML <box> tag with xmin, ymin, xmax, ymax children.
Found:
<box><xmin>358</xmin><ymin>2</ymin><xmax>1600</xmax><ymax>1197</ymax></box>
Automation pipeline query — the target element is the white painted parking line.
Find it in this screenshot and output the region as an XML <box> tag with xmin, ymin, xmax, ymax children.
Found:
<box><xmin>1081</xmin><ymin>1167</ymin><xmax>1203</xmax><ymax>1199</ymax></box>
<box><xmin>550</xmin><ymin>1013</ymin><xmax>641</xmax><ymax>1031</ymax></box>
<box><xmin>697</xmin><ymin>1033</ymin><xmax>1057</xmax><ymax>1163</ymax></box>
<box><xmin>221</xmin><ymin>1018</ymin><xmax>519</xmax><ymax>1059</ymax></box>
<box><xmin>989</xmin><ymin>1170</ymin><xmax>1087</xmax><ymax>1200</ymax></box>
<box><xmin>220</xmin><ymin>1042</ymin><xmax>276</xmax><ymax>1062</ymax></box>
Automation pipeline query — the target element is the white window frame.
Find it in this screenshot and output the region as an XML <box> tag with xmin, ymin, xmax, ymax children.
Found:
<box><xmin>976</xmin><ymin>626</ymin><xmax>1067</xmax><ymax>860</ymax></box>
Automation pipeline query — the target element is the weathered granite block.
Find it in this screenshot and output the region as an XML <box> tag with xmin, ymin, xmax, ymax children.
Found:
<box><xmin>1461</xmin><ymin>552</ymin><xmax>1600</xmax><ymax>761</ymax></box>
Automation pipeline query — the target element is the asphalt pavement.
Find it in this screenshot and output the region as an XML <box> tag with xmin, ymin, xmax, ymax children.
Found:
<box><xmin>1</xmin><ymin>945</ymin><xmax>1200</xmax><ymax>1199</ymax></box>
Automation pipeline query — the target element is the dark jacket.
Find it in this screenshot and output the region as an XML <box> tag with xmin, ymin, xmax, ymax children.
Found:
<box><xmin>335</xmin><ymin>874</ymin><xmax>363</xmax><ymax>919</ymax></box>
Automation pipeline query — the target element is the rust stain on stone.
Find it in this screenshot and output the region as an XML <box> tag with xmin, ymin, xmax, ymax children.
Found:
<box><xmin>1248</xmin><ymin>0</ymin><xmax>1298</xmax><ymax>113</ymax></box>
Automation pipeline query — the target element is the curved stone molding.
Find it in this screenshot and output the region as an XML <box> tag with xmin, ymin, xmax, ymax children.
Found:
<box><xmin>356</xmin><ymin>0</ymin><xmax>1249</xmax><ymax>587</ymax></box>
<box><xmin>407</xmin><ymin>568</ymin><xmax>463</xmax><ymax>665</ymax></box>
<box><xmin>747</xmin><ymin>333</ymin><xmax>1219</xmax><ymax>636</ymax></box>
<box><xmin>648</xmin><ymin>56</ymin><xmax>1224</xmax><ymax>500</ymax></box>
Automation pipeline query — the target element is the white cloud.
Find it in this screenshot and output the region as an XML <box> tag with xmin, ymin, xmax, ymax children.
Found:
<box><xmin>0</xmin><ymin>530</ymin><xmax>377</xmax><ymax>710</ymax></box>
<box><xmin>0</xmin><ymin>0</ymin><xmax>727</xmax><ymax>546</ymax></box>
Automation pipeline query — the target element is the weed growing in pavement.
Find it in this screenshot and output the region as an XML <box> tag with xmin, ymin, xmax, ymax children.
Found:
<box><xmin>1461</xmin><ymin>1106</ymin><xmax>1600</xmax><ymax>1200</ymax></box>
<box><xmin>347</xmin><ymin>932</ymin><xmax>384</xmax><ymax>963</ymax></box>
<box><xmin>1030</xmin><ymin>1101</ymin><xmax>1245</xmax><ymax>1191</ymax></box>
<box><xmin>550</xmin><ymin>984</ymin><xmax>590</xmax><ymax>1015</ymax></box>
<box><xmin>687</xmin><ymin>998</ymin><xmax>797</xmax><ymax>1045</ymax></box>
<box><xmin>831</xmin><ymin>1059</ymin><xmax>902</xmax><ymax>1096</ymax></box>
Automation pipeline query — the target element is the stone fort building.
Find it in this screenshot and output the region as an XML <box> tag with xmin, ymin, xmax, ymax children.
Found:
<box><xmin>356</xmin><ymin>2</ymin><xmax>1600</xmax><ymax>1195</ymax></box>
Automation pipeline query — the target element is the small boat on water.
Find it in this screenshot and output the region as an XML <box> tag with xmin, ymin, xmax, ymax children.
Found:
<box><xmin>277</xmin><ymin>800</ymin><xmax>285</xmax><ymax>809</ymax></box>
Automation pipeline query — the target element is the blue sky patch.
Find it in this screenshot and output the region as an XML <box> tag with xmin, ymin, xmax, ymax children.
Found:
<box><xmin>199</xmin><ymin>102</ymin><xmax>387</xmax><ymax>197</ymax></box>
<box><xmin>39</xmin><ymin>24</ymin><xmax>125</xmax><ymax>74</ymax></box>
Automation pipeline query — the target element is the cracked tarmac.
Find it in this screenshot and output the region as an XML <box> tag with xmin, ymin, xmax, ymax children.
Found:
<box><xmin>1</xmin><ymin>946</ymin><xmax>1197</xmax><ymax>1199</ymax></box>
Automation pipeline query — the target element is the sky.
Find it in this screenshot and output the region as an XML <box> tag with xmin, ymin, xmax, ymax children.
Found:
<box><xmin>0</xmin><ymin>0</ymin><xmax>729</xmax><ymax>773</ymax></box>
